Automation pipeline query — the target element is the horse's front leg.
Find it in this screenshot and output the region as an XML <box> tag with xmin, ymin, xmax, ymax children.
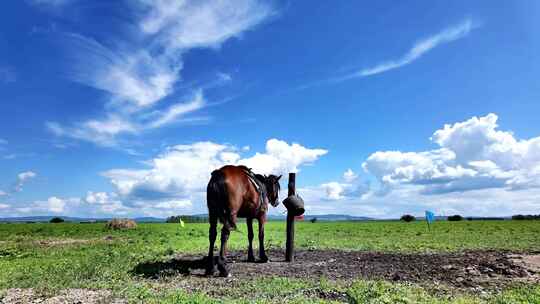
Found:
<box><xmin>258</xmin><ymin>218</ymin><xmax>268</xmax><ymax>263</ymax></box>
<box><xmin>247</xmin><ymin>218</ymin><xmax>255</xmax><ymax>262</ymax></box>
<box><xmin>217</xmin><ymin>226</ymin><xmax>231</xmax><ymax>277</ymax></box>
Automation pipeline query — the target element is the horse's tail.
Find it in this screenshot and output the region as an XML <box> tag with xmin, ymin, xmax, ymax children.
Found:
<box><xmin>207</xmin><ymin>169</ymin><xmax>236</xmax><ymax>231</ymax></box>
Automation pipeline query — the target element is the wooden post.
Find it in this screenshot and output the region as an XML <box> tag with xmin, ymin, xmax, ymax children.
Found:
<box><xmin>285</xmin><ymin>173</ymin><xmax>296</xmax><ymax>262</ymax></box>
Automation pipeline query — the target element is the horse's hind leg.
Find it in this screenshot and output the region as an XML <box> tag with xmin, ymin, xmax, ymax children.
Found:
<box><xmin>247</xmin><ymin>218</ymin><xmax>255</xmax><ymax>262</ymax></box>
<box><xmin>205</xmin><ymin>215</ymin><xmax>218</xmax><ymax>276</ymax></box>
<box><xmin>217</xmin><ymin>226</ymin><xmax>231</xmax><ymax>277</ymax></box>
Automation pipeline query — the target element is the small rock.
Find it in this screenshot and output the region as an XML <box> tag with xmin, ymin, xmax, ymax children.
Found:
<box><xmin>442</xmin><ymin>264</ymin><xmax>454</xmax><ymax>270</ymax></box>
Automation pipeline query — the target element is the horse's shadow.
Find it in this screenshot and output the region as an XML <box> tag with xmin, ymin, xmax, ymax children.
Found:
<box><xmin>131</xmin><ymin>256</ymin><xmax>210</xmax><ymax>279</ymax></box>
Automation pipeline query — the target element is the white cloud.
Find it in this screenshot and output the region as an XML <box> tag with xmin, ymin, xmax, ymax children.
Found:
<box><xmin>102</xmin><ymin>139</ymin><xmax>327</xmax><ymax>203</ymax></box>
<box><xmin>154</xmin><ymin>200</ymin><xmax>192</xmax><ymax>209</ymax></box>
<box><xmin>0</xmin><ymin>203</ymin><xmax>8</xmax><ymax>209</ymax></box>
<box><xmin>139</xmin><ymin>0</ymin><xmax>272</xmax><ymax>50</ymax></box>
<box><xmin>316</xmin><ymin>169</ymin><xmax>369</xmax><ymax>201</ymax></box>
<box><xmin>343</xmin><ymin>169</ymin><xmax>358</xmax><ymax>182</ymax></box>
<box><xmin>47</xmin><ymin>1</ymin><xmax>273</xmax><ymax>147</ymax></box>
<box><xmin>46</xmin><ymin>197</ymin><xmax>66</xmax><ymax>213</ymax></box>
<box><xmin>14</xmin><ymin>171</ymin><xmax>37</xmax><ymax>192</ymax></box>
<box><xmin>240</xmin><ymin>139</ymin><xmax>328</xmax><ymax>175</ymax></box>
<box><xmin>84</xmin><ymin>191</ymin><xmax>114</xmax><ymax>205</ymax></box>
<box><xmin>82</xmin><ymin>191</ymin><xmax>130</xmax><ymax>214</ymax></box>
<box><xmin>363</xmin><ymin>113</ymin><xmax>540</xmax><ymax>195</ymax></box>
<box><xmin>0</xmin><ymin>190</ymin><xmax>6</xmax><ymax>196</ymax></box>
<box><xmin>217</xmin><ymin>72</ymin><xmax>232</xmax><ymax>82</ymax></box>
<box><xmin>342</xmin><ymin>19</ymin><xmax>476</xmax><ymax>79</ymax></box>
<box><xmin>31</xmin><ymin>196</ymin><xmax>80</xmax><ymax>213</ymax></box>
<box><xmin>321</xmin><ymin>182</ymin><xmax>350</xmax><ymax>200</ymax></box>
<box><xmin>0</xmin><ymin>138</ymin><xmax>7</xmax><ymax>145</ymax></box>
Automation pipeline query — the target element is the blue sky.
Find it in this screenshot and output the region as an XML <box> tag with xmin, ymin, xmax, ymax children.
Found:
<box><xmin>1</xmin><ymin>0</ymin><xmax>540</xmax><ymax>218</ymax></box>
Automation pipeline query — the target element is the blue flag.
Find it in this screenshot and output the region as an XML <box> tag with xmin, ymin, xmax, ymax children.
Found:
<box><xmin>425</xmin><ymin>210</ymin><xmax>435</xmax><ymax>224</ymax></box>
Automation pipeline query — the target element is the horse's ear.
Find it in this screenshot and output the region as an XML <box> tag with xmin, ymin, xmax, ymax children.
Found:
<box><xmin>277</xmin><ymin>175</ymin><xmax>282</xmax><ymax>181</ymax></box>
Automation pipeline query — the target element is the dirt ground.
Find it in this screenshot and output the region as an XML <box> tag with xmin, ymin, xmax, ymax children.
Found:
<box><xmin>1</xmin><ymin>289</ymin><xmax>126</xmax><ymax>304</ymax></box>
<box><xmin>133</xmin><ymin>249</ymin><xmax>540</xmax><ymax>294</ymax></box>
<box><xmin>3</xmin><ymin>249</ymin><xmax>539</xmax><ymax>303</ymax></box>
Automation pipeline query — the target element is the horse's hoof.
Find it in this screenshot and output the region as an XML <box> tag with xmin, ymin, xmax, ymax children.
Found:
<box><xmin>217</xmin><ymin>258</ymin><xmax>229</xmax><ymax>277</ymax></box>
<box><xmin>205</xmin><ymin>266</ymin><xmax>216</xmax><ymax>276</ymax></box>
<box><xmin>247</xmin><ymin>256</ymin><xmax>256</xmax><ymax>263</ymax></box>
<box><xmin>259</xmin><ymin>256</ymin><xmax>269</xmax><ymax>263</ymax></box>
<box><xmin>218</xmin><ymin>268</ymin><xmax>230</xmax><ymax>277</ymax></box>
<box><xmin>220</xmin><ymin>272</ymin><xmax>232</xmax><ymax>278</ymax></box>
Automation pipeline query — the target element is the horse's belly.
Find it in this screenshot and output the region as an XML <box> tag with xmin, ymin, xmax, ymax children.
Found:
<box><xmin>237</xmin><ymin>201</ymin><xmax>258</xmax><ymax>218</ymax></box>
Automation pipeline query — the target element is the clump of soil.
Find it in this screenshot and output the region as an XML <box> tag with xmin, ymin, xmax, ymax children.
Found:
<box><xmin>105</xmin><ymin>218</ymin><xmax>137</xmax><ymax>230</ymax></box>
<box><xmin>1</xmin><ymin>289</ymin><xmax>126</xmax><ymax>304</ymax></box>
<box><xmin>133</xmin><ymin>249</ymin><xmax>540</xmax><ymax>293</ymax></box>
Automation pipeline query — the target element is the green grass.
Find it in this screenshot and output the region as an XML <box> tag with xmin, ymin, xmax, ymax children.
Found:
<box><xmin>1</xmin><ymin>220</ymin><xmax>539</xmax><ymax>303</ymax></box>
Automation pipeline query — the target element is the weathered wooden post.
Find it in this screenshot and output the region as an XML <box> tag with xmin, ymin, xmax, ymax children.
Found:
<box><xmin>285</xmin><ymin>173</ymin><xmax>296</xmax><ymax>262</ymax></box>
<box><xmin>283</xmin><ymin>172</ymin><xmax>305</xmax><ymax>262</ymax></box>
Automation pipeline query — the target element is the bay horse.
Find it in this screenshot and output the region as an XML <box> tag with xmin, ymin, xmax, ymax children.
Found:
<box><xmin>205</xmin><ymin>165</ymin><xmax>281</xmax><ymax>277</ymax></box>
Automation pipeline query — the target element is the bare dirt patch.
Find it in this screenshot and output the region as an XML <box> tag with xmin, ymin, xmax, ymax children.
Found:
<box><xmin>133</xmin><ymin>249</ymin><xmax>540</xmax><ymax>294</ymax></box>
<box><xmin>510</xmin><ymin>254</ymin><xmax>540</xmax><ymax>273</ymax></box>
<box><xmin>1</xmin><ymin>289</ymin><xmax>126</xmax><ymax>304</ymax></box>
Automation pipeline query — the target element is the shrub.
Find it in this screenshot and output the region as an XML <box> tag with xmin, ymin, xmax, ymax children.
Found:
<box><xmin>447</xmin><ymin>215</ymin><xmax>463</xmax><ymax>221</ymax></box>
<box><xmin>166</xmin><ymin>215</ymin><xmax>207</xmax><ymax>223</ymax></box>
<box><xmin>400</xmin><ymin>214</ymin><xmax>415</xmax><ymax>222</ymax></box>
<box><xmin>310</xmin><ymin>217</ymin><xmax>317</xmax><ymax>223</ymax></box>
<box><xmin>106</xmin><ymin>218</ymin><xmax>137</xmax><ymax>230</ymax></box>
<box><xmin>512</xmin><ymin>214</ymin><xmax>540</xmax><ymax>220</ymax></box>
<box><xmin>166</xmin><ymin>216</ymin><xmax>181</xmax><ymax>223</ymax></box>
<box><xmin>50</xmin><ymin>217</ymin><xmax>65</xmax><ymax>223</ymax></box>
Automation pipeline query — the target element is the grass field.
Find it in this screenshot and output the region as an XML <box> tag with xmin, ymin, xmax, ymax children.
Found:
<box><xmin>1</xmin><ymin>220</ymin><xmax>540</xmax><ymax>303</ymax></box>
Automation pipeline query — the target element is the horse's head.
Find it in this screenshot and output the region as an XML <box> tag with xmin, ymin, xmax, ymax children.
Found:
<box><xmin>265</xmin><ymin>174</ymin><xmax>282</xmax><ymax>207</ymax></box>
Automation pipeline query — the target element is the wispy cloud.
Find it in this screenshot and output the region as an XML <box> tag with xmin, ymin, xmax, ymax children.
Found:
<box><xmin>147</xmin><ymin>90</ymin><xmax>206</xmax><ymax>129</ymax></box>
<box><xmin>3</xmin><ymin>154</ymin><xmax>17</xmax><ymax>160</ymax></box>
<box><xmin>14</xmin><ymin>171</ymin><xmax>37</xmax><ymax>193</ymax></box>
<box><xmin>45</xmin><ymin>1</ymin><xmax>273</xmax><ymax>148</ymax></box>
<box><xmin>338</xmin><ymin>18</ymin><xmax>477</xmax><ymax>80</ymax></box>
<box><xmin>47</xmin><ymin>90</ymin><xmax>209</xmax><ymax>146</ymax></box>
<box><xmin>46</xmin><ymin>116</ymin><xmax>137</xmax><ymax>147</ymax></box>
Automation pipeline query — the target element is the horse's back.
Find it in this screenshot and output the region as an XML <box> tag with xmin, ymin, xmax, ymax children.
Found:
<box><xmin>207</xmin><ymin>165</ymin><xmax>252</xmax><ymax>229</ymax></box>
<box><xmin>207</xmin><ymin>165</ymin><xmax>259</xmax><ymax>221</ymax></box>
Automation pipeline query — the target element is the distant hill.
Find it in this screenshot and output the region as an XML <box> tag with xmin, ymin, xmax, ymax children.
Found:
<box><xmin>268</xmin><ymin>214</ymin><xmax>373</xmax><ymax>221</ymax></box>
<box><xmin>0</xmin><ymin>216</ymin><xmax>165</xmax><ymax>223</ymax></box>
<box><xmin>303</xmin><ymin>214</ymin><xmax>374</xmax><ymax>221</ymax></box>
<box><xmin>0</xmin><ymin>214</ymin><xmax>512</xmax><ymax>223</ymax></box>
<box><xmin>0</xmin><ymin>214</ymin><xmax>373</xmax><ymax>223</ymax></box>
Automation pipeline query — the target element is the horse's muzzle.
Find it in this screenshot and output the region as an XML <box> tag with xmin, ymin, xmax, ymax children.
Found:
<box><xmin>270</xmin><ymin>200</ymin><xmax>280</xmax><ymax>207</ymax></box>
